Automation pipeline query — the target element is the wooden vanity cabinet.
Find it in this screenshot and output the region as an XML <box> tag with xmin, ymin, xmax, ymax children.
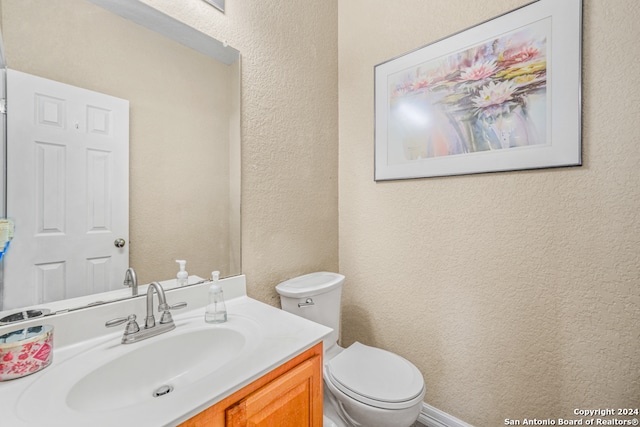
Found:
<box><xmin>178</xmin><ymin>342</ymin><xmax>323</xmax><ymax>427</ymax></box>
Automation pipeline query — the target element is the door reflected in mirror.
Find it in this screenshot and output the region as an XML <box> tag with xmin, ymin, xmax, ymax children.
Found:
<box><xmin>0</xmin><ymin>0</ymin><xmax>241</xmax><ymax>313</ymax></box>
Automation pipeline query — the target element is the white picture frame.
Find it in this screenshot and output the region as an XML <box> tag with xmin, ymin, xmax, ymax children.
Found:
<box><xmin>374</xmin><ymin>0</ymin><xmax>582</xmax><ymax>181</ymax></box>
<box><xmin>202</xmin><ymin>0</ymin><xmax>225</xmax><ymax>13</ymax></box>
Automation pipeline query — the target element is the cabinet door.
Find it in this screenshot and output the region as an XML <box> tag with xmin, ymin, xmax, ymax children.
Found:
<box><xmin>225</xmin><ymin>355</ymin><xmax>322</xmax><ymax>427</ymax></box>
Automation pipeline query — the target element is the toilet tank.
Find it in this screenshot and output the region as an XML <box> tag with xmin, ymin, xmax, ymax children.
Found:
<box><xmin>276</xmin><ymin>272</ymin><xmax>345</xmax><ymax>351</ymax></box>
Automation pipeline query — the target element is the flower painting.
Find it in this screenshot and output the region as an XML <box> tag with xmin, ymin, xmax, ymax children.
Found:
<box><xmin>386</xmin><ymin>19</ymin><xmax>549</xmax><ymax>166</ymax></box>
<box><xmin>375</xmin><ymin>0</ymin><xmax>581</xmax><ymax>181</ymax></box>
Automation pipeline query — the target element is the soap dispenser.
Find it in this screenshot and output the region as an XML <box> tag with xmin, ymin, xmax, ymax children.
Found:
<box><xmin>205</xmin><ymin>271</ymin><xmax>227</xmax><ymax>323</ymax></box>
<box><xmin>176</xmin><ymin>260</ymin><xmax>188</xmax><ymax>287</ymax></box>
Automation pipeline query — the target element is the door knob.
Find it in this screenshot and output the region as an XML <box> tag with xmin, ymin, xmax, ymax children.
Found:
<box><xmin>114</xmin><ymin>238</ymin><xmax>126</xmax><ymax>248</ymax></box>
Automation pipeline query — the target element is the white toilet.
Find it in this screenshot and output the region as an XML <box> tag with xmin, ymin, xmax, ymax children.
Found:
<box><xmin>276</xmin><ymin>272</ymin><xmax>426</xmax><ymax>427</ymax></box>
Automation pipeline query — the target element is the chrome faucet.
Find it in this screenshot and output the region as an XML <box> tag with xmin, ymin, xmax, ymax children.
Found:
<box><xmin>123</xmin><ymin>267</ymin><xmax>138</xmax><ymax>296</ymax></box>
<box><xmin>106</xmin><ymin>282</ymin><xmax>187</xmax><ymax>344</ymax></box>
<box><xmin>145</xmin><ymin>281</ymin><xmax>170</xmax><ymax>328</ymax></box>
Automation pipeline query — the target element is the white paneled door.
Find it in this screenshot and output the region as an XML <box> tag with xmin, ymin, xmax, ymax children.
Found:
<box><xmin>4</xmin><ymin>69</ymin><xmax>129</xmax><ymax>310</ymax></box>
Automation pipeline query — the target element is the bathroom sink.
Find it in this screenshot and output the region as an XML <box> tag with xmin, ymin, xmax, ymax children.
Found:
<box><xmin>66</xmin><ymin>327</ymin><xmax>245</xmax><ymax>412</ymax></box>
<box><xmin>1</xmin><ymin>289</ymin><xmax>333</xmax><ymax>427</ymax></box>
<box><xmin>14</xmin><ymin>313</ymin><xmax>263</xmax><ymax>424</ymax></box>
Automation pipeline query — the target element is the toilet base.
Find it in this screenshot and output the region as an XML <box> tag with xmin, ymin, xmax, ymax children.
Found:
<box><xmin>323</xmin><ymin>415</ymin><xmax>340</xmax><ymax>427</ymax></box>
<box><xmin>323</xmin><ymin>387</ymin><xmax>347</xmax><ymax>427</ymax></box>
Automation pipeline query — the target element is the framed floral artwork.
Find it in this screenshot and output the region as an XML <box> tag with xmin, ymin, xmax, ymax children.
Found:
<box><xmin>374</xmin><ymin>0</ymin><xmax>582</xmax><ymax>181</ymax></box>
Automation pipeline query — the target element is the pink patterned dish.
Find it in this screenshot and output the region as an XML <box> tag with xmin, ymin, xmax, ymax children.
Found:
<box><xmin>0</xmin><ymin>325</ymin><xmax>53</xmax><ymax>381</ymax></box>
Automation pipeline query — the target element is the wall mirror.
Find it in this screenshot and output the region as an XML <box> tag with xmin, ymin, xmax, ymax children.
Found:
<box><xmin>0</xmin><ymin>0</ymin><xmax>241</xmax><ymax>317</ymax></box>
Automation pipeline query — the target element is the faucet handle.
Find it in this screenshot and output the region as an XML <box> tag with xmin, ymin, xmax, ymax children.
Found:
<box><xmin>106</xmin><ymin>314</ymin><xmax>140</xmax><ymax>335</ymax></box>
<box><xmin>158</xmin><ymin>301</ymin><xmax>187</xmax><ymax>311</ymax></box>
<box><xmin>159</xmin><ymin>302</ymin><xmax>188</xmax><ymax>324</ymax></box>
<box><xmin>170</xmin><ymin>302</ymin><xmax>188</xmax><ymax>310</ymax></box>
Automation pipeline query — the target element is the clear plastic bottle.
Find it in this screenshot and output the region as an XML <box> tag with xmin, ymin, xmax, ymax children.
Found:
<box><xmin>176</xmin><ymin>260</ymin><xmax>188</xmax><ymax>287</ymax></box>
<box><xmin>205</xmin><ymin>271</ymin><xmax>227</xmax><ymax>323</ymax></box>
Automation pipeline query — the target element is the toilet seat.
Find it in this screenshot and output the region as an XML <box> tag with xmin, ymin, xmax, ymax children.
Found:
<box><xmin>326</xmin><ymin>342</ymin><xmax>425</xmax><ymax>410</ymax></box>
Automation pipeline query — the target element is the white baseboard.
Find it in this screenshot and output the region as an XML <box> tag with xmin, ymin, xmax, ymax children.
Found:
<box><xmin>418</xmin><ymin>403</ymin><xmax>474</xmax><ymax>427</ymax></box>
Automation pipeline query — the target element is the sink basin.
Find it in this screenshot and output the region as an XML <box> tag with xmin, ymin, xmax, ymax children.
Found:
<box><xmin>67</xmin><ymin>327</ymin><xmax>245</xmax><ymax>412</ymax></box>
<box><xmin>15</xmin><ymin>313</ymin><xmax>262</xmax><ymax>424</ymax></box>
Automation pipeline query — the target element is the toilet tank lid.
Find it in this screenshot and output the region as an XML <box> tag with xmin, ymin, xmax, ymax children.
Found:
<box><xmin>276</xmin><ymin>272</ymin><xmax>345</xmax><ymax>297</ymax></box>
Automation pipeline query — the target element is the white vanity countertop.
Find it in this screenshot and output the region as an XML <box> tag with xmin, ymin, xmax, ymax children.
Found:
<box><xmin>0</xmin><ymin>275</ymin><xmax>332</xmax><ymax>426</ymax></box>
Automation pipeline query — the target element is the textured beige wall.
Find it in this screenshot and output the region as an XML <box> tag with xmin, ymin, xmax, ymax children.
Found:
<box><xmin>339</xmin><ymin>0</ymin><xmax>640</xmax><ymax>425</ymax></box>
<box><xmin>1</xmin><ymin>0</ymin><xmax>236</xmax><ymax>283</ymax></box>
<box><xmin>142</xmin><ymin>0</ymin><xmax>339</xmax><ymax>305</ymax></box>
<box><xmin>12</xmin><ymin>0</ymin><xmax>637</xmax><ymax>424</ymax></box>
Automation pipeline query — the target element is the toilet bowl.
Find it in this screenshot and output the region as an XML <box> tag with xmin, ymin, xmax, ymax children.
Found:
<box><xmin>276</xmin><ymin>272</ymin><xmax>426</xmax><ymax>427</ymax></box>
